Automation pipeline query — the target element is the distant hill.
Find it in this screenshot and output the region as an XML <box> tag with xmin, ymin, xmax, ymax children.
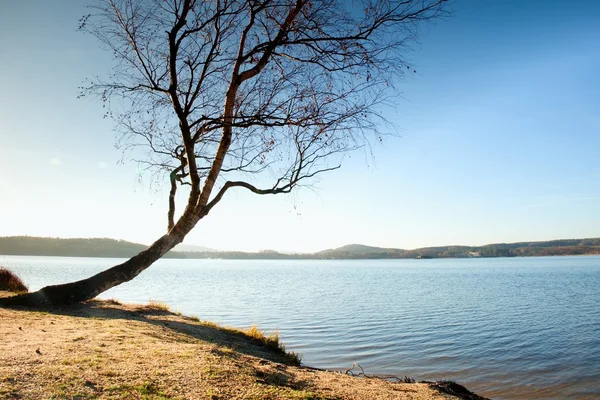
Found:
<box><xmin>317</xmin><ymin>238</ymin><xmax>600</xmax><ymax>259</ymax></box>
<box><xmin>0</xmin><ymin>236</ymin><xmax>292</xmax><ymax>260</ymax></box>
<box><xmin>172</xmin><ymin>244</ymin><xmax>217</xmax><ymax>253</ymax></box>
<box><xmin>323</xmin><ymin>244</ymin><xmax>402</xmax><ymax>254</ymax></box>
<box><xmin>1</xmin><ymin>236</ymin><xmax>599</xmax><ymax>259</ymax></box>
<box><xmin>0</xmin><ymin>236</ymin><xmax>149</xmax><ymax>258</ymax></box>
<box><xmin>316</xmin><ymin>244</ymin><xmax>405</xmax><ymax>258</ymax></box>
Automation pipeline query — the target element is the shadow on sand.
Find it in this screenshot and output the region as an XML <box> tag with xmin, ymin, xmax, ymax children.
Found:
<box><xmin>1</xmin><ymin>295</ymin><xmax>299</xmax><ymax>366</ymax></box>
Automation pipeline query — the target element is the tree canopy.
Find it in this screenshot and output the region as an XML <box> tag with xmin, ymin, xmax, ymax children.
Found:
<box><xmin>80</xmin><ymin>0</ymin><xmax>446</xmax><ymax>230</ymax></box>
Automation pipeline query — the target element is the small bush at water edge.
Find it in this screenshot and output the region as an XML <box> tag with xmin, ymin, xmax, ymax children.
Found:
<box><xmin>0</xmin><ymin>267</ymin><xmax>28</xmax><ymax>293</ymax></box>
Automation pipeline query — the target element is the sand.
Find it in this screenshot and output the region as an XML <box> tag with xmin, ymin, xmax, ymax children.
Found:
<box><xmin>0</xmin><ymin>293</ymin><xmax>482</xmax><ymax>399</ymax></box>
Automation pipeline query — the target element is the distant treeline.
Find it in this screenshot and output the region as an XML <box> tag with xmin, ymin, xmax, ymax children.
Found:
<box><xmin>1</xmin><ymin>236</ymin><xmax>600</xmax><ymax>260</ymax></box>
<box><xmin>316</xmin><ymin>239</ymin><xmax>600</xmax><ymax>259</ymax></box>
<box><xmin>0</xmin><ymin>236</ymin><xmax>150</xmax><ymax>258</ymax></box>
<box><xmin>0</xmin><ymin>236</ymin><xmax>300</xmax><ymax>259</ymax></box>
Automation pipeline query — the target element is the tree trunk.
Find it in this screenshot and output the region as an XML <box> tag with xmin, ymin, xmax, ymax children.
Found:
<box><xmin>0</xmin><ymin>218</ymin><xmax>196</xmax><ymax>307</ymax></box>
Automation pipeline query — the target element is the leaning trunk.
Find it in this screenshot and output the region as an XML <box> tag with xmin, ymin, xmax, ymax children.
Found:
<box><xmin>0</xmin><ymin>217</ymin><xmax>197</xmax><ymax>307</ymax></box>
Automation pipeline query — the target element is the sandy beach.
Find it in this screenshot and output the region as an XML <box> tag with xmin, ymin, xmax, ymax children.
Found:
<box><xmin>0</xmin><ymin>292</ymin><xmax>485</xmax><ymax>399</ymax></box>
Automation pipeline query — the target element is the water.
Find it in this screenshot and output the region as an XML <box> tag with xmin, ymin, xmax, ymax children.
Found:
<box><xmin>2</xmin><ymin>255</ymin><xmax>599</xmax><ymax>399</ymax></box>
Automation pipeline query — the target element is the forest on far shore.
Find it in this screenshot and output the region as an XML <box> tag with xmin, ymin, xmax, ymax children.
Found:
<box><xmin>1</xmin><ymin>236</ymin><xmax>600</xmax><ymax>260</ymax></box>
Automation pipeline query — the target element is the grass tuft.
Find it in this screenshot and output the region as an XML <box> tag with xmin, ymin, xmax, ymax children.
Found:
<box><xmin>195</xmin><ymin>320</ymin><xmax>302</xmax><ymax>365</ymax></box>
<box><xmin>239</xmin><ymin>326</ymin><xmax>302</xmax><ymax>365</ymax></box>
<box><xmin>0</xmin><ymin>267</ymin><xmax>28</xmax><ymax>293</ymax></box>
<box><xmin>146</xmin><ymin>300</ymin><xmax>171</xmax><ymax>311</ymax></box>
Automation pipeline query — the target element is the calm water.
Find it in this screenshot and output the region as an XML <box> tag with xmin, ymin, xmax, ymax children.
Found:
<box><xmin>2</xmin><ymin>255</ymin><xmax>599</xmax><ymax>399</ymax></box>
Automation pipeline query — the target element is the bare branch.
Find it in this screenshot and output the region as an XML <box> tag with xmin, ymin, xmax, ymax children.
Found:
<box><xmin>202</xmin><ymin>163</ymin><xmax>341</xmax><ymax>216</ymax></box>
<box><xmin>81</xmin><ymin>0</ymin><xmax>447</xmax><ymax>236</ymax></box>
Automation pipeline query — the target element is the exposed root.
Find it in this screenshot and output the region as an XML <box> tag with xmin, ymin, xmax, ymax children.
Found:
<box><xmin>343</xmin><ymin>363</ymin><xmax>416</xmax><ymax>383</ymax></box>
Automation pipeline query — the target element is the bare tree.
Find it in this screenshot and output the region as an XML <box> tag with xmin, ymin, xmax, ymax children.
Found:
<box><xmin>1</xmin><ymin>0</ymin><xmax>446</xmax><ymax>306</ymax></box>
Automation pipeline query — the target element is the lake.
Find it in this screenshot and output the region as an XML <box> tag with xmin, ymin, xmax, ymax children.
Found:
<box><xmin>1</xmin><ymin>255</ymin><xmax>599</xmax><ymax>399</ymax></box>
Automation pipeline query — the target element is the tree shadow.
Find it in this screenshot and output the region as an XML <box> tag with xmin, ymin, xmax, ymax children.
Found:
<box><xmin>1</xmin><ymin>294</ymin><xmax>325</xmax><ymax>396</ymax></box>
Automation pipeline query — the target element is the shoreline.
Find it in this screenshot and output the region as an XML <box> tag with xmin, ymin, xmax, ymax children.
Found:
<box><xmin>1</xmin><ymin>292</ymin><xmax>487</xmax><ymax>399</ymax></box>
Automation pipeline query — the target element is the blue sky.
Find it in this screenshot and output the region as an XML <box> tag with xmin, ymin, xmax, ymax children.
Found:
<box><xmin>1</xmin><ymin>0</ymin><xmax>599</xmax><ymax>252</ymax></box>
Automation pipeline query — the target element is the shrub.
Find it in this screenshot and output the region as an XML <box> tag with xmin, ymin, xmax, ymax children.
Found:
<box><xmin>0</xmin><ymin>267</ymin><xmax>28</xmax><ymax>293</ymax></box>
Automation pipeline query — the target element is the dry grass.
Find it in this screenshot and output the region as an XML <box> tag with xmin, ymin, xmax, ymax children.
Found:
<box><xmin>0</xmin><ymin>291</ymin><xmax>467</xmax><ymax>400</ymax></box>
<box><xmin>146</xmin><ymin>300</ymin><xmax>172</xmax><ymax>311</ymax></box>
<box><xmin>0</xmin><ymin>267</ymin><xmax>28</xmax><ymax>293</ymax></box>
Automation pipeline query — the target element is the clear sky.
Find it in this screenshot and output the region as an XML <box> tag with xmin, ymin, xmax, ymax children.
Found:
<box><xmin>1</xmin><ymin>0</ymin><xmax>599</xmax><ymax>253</ymax></box>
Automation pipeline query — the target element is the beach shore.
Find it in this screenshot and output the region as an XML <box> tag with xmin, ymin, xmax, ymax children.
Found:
<box><xmin>0</xmin><ymin>292</ymin><xmax>485</xmax><ymax>399</ymax></box>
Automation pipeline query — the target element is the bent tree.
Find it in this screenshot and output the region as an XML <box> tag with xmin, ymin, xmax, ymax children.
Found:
<box><xmin>1</xmin><ymin>0</ymin><xmax>446</xmax><ymax>306</ymax></box>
